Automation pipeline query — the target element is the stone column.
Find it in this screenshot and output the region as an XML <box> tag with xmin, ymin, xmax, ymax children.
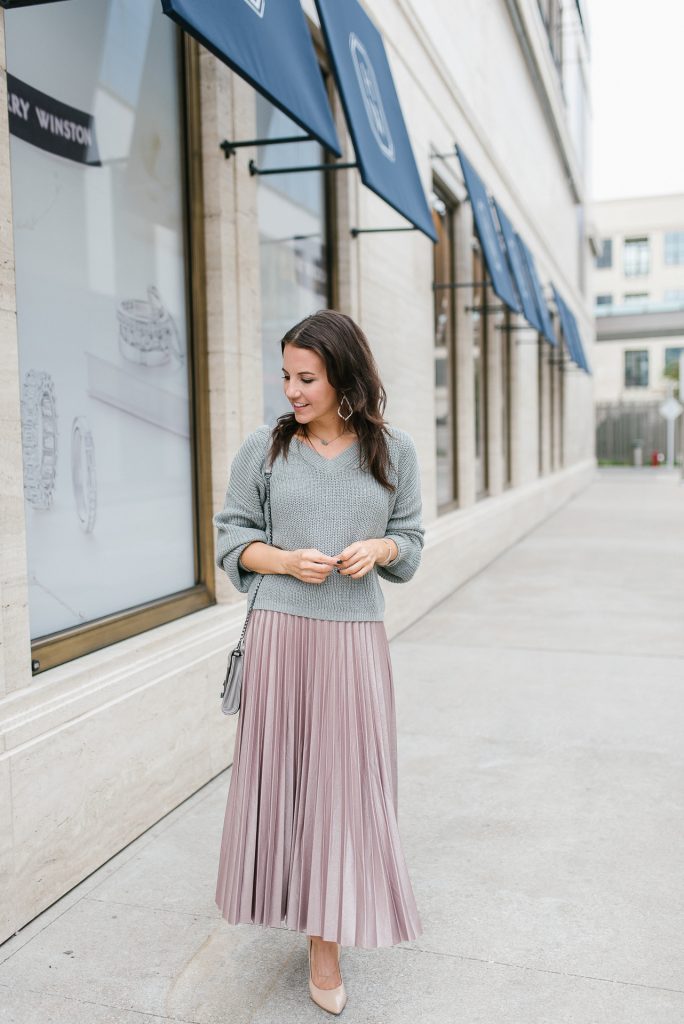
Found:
<box><xmin>509</xmin><ymin>326</ymin><xmax>540</xmax><ymax>487</ymax></box>
<box><xmin>201</xmin><ymin>53</ymin><xmax>262</xmax><ymax>606</ymax></box>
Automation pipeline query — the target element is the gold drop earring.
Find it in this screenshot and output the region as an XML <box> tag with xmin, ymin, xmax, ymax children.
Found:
<box><xmin>337</xmin><ymin>393</ymin><xmax>353</xmax><ymax>422</ymax></box>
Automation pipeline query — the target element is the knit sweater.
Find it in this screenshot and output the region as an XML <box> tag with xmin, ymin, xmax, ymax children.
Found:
<box><xmin>213</xmin><ymin>424</ymin><xmax>425</xmax><ymax>621</ymax></box>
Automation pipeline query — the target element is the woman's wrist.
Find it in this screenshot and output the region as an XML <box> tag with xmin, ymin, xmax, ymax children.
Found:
<box><xmin>377</xmin><ymin>538</ymin><xmax>398</xmax><ymax>566</ymax></box>
<box><xmin>239</xmin><ymin>541</ymin><xmax>290</xmax><ymax>576</ymax></box>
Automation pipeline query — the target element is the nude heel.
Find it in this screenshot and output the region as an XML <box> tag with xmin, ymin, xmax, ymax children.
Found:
<box><xmin>308</xmin><ymin>937</ymin><xmax>348</xmax><ymax>1015</ymax></box>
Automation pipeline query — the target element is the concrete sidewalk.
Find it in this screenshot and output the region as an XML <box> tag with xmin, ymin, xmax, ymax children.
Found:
<box><xmin>2</xmin><ymin>467</ymin><xmax>683</xmax><ymax>1023</ymax></box>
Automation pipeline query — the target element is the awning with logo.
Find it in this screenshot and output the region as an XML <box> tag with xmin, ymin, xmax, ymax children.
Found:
<box><xmin>0</xmin><ymin>0</ymin><xmax>68</xmax><ymax>7</ymax></box>
<box><xmin>1</xmin><ymin>0</ymin><xmax>69</xmax><ymax>6</ymax></box>
<box><xmin>492</xmin><ymin>200</ymin><xmax>544</xmax><ymax>333</ymax></box>
<box><xmin>454</xmin><ymin>146</ymin><xmax>521</xmax><ymax>312</ymax></box>
<box><xmin>162</xmin><ymin>0</ymin><xmax>341</xmax><ymax>156</ymax></box>
<box><xmin>515</xmin><ymin>234</ymin><xmax>557</xmax><ymax>346</ymax></box>
<box><xmin>313</xmin><ymin>0</ymin><xmax>436</xmax><ymax>242</ymax></box>
<box><xmin>552</xmin><ymin>285</ymin><xmax>590</xmax><ymax>372</ymax></box>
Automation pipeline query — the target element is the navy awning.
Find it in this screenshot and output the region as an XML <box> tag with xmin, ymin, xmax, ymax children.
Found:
<box><xmin>515</xmin><ymin>235</ymin><xmax>557</xmax><ymax>346</ymax></box>
<box><xmin>455</xmin><ymin>146</ymin><xmax>521</xmax><ymax>313</ymax></box>
<box><xmin>552</xmin><ymin>286</ymin><xmax>590</xmax><ymax>372</ymax></box>
<box><xmin>0</xmin><ymin>0</ymin><xmax>68</xmax><ymax>6</ymax></box>
<box><xmin>492</xmin><ymin>200</ymin><xmax>543</xmax><ymax>333</ymax></box>
<box><xmin>1</xmin><ymin>1</ymin><xmax>69</xmax><ymax>6</ymax></box>
<box><xmin>162</xmin><ymin>0</ymin><xmax>341</xmax><ymax>156</ymax></box>
<box><xmin>314</xmin><ymin>0</ymin><xmax>436</xmax><ymax>242</ymax></box>
<box><xmin>569</xmin><ymin>315</ymin><xmax>590</xmax><ymax>373</ymax></box>
<box><xmin>553</xmin><ymin>288</ymin><xmax>579</xmax><ymax>365</ymax></box>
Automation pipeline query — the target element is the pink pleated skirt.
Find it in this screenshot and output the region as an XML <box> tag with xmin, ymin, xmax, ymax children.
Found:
<box><xmin>214</xmin><ymin>608</ymin><xmax>423</xmax><ymax>948</ymax></box>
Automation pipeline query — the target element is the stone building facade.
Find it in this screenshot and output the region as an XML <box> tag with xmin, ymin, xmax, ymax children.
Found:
<box><xmin>0</xmin><ymin>0</ymin><xmax>594</xmax><ymax>940</ymax></box>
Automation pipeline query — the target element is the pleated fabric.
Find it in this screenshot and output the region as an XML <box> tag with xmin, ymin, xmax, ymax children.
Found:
<box><xmin>214</xmin><ymin>608</ymin><xmax>423</xmax><ymax>949</ymax></box>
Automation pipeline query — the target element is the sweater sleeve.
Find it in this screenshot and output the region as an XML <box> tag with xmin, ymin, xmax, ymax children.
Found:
<box><xmin>376</xmin><ymin>432</ymin><xmax>425</xmax><ymax>584</ymax></box>
<box><xmin>213</xmin><ymin>427</ymin><xmax>269</xmax><ymax>594</ymax></box>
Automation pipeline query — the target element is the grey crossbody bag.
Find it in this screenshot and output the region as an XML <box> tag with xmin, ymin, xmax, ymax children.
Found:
<box><xmin>220</xmin><ymin>465</ymin><xmax>273</xmax><ymax>715</ymax></box>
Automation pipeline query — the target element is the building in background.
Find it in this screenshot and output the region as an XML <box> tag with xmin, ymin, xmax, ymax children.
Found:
<box><xmin>592</xmin><ymin>194</ymin><xmax>684</xmax><ymax>463</ymax></box>
<box><xmin>0</xmin><ymin>0</ymin><xmax>594</xmax><ymax>940</ymax></box>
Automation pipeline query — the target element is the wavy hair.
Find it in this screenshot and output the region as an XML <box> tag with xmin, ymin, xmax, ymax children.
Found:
<box><xmin>267</xmin><ymin>309</ymin><xmax>396</xmax><ymax>492</ymax></box>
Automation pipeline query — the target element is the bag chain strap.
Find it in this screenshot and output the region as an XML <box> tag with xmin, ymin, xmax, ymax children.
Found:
<box><xmin>236</xmin><ymin>465</ymin><xmax>272</xmax><ymax>651</ymax></box>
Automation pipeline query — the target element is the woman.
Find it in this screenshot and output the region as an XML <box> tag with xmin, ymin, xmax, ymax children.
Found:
<box><xmin>212</xmin><ymin>309</ymin><xmax>425</xmax><ymax>1015</ymax></box>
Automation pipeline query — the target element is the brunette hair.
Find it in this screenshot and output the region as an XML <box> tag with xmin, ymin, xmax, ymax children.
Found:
<box><xmin>268</xmin><ymin>309</ymin><xmax>396</xmax><ymax>492</ymax></box>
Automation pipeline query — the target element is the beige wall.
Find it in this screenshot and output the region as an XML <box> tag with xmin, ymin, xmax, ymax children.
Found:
<box><xmin>593</xmin><ymin>193</ymin><xmax>684</xmax><ymax>307</ymax></box>
<box><xmin>0</xmin><ymin>0</ymin><xmax>595</xmax><ymax>942</ymax></box>
<box><xmin>593</xmin><ymin>337</ymin><xmax>684</xmax><ymax>404</ymax></box>
<box><xmin>592</xmin><ymin>194</ymin><xmax>684</xmax><ymax>403</ymax></box>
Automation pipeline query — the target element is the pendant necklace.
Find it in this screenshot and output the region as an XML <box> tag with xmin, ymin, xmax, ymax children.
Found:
<box><xmin>303</xmin><ymin>425</ymin><xmax>347</xmax><ymax>447</ymax></box>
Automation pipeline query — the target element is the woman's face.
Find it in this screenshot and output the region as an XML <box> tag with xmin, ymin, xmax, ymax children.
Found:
<box><xmin>282</xmin><ymin>343</ymin><xmax>338</xmax><ymax>425</ymax></box>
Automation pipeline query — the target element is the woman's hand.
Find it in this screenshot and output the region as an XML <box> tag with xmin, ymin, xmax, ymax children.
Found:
<box><xmin>282</xmin><ymin>548</ymin><xmax>339</xmax><ymax>584</ymax></box>
<box><xmin>336</xmin><ymin>539</ymin><xmax>395</xmax><ymax>579</ymax></box>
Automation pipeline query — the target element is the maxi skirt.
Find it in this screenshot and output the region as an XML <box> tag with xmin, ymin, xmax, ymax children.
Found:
<box><xmin>214</xmin><ymin>608</ymin><xmax>423</xmax><ymax>949</ymax></box>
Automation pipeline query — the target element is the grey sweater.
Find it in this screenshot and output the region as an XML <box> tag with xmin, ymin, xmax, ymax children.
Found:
<box><xmin>213</xmin><ymin>424</ymin><xmax>425</xmax><ymax>621</ymax></box>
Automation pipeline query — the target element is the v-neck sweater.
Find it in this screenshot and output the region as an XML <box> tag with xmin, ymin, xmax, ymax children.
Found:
<box><xmin>213</xmin><ymin>423</ymin><xmax>425</xmax><ymax>622</ymax></box>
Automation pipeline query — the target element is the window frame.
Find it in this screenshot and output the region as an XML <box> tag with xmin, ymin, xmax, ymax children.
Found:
<box><xmin>664</xmin><ymin>231</ymin><xmax>684</xmax><ymax>266</ymax></box>
<box><xmin>624</xmin><ymin>349</ymin><xmax>649</xmax><ymax>389</ymax></box>
<box><xmin>596</xmin><ymin>238</ymin><xmax>612</xmax><ymax>269</ymax></box>
<box><xmin>537</xmin><ymin>0</ymin><xmax>564</xmax><ymax>76</ymax></box>
<box><xmin>501</xmin><ymin>307</ymin><xmax>513</xmax><ymax>488</ymax></box>
<box><xmin>30</xmin><ymin>29</ymin><xmax>213</xmax><ymax>675</ymax></box>
<box><xmin>623</xmin><ymin>236</ymin><xmax>650</xmax><ymax>277</ymax></box>
<box><xmin>623</xmin><ymin>292</ymin><xmax>649</xmax><ymax>307</ymax></box>
<box><xmin>431</xmin><ymin>179</ymin><xmax>460</xmax><ymax>513</ymax></box>
<box><xmin>664</xmin><ymin>347</ymin><xmax>683</xmax><ymax>372</ymax></box>
<box><xmin>472</xmin><ymin>242</ymin><xmax>489</xmax><ymax>500</ymax></box>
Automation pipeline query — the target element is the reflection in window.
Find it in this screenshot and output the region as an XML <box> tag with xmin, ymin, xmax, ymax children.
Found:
<box><xmin>595</xmin><ymin>238</ymin><xmax>612</xmax><ymax>269</ymax></box>
<box><xmin>6</xmin><ymin>0</ymin><xmax>194</xmax><ymax>641</ymax></box>
<box><xmin>432</xmin><ymin>187</ymin><xmax>458</xmax><ymax>508</ymax></box>
<box><xmin>595</xmin><ymin>294</ymin><xmax>613</xmax><ymax>308</ymax></box>
<box><xmin>665</xmin><ymin>347</ymin><xmax>683</xmax><ymax>372</ymax></box>
<box><xmin>624</xmin><ymin>350</ymin><xmax>649</xmax><ymax>388</ymax></box>
<box><xmin>623</xmin><ymin>237</ymin><xmax>650</xmax><ymax>277</ymax></box>
<box><xmin>256</xmin><ymin>92</ymin><xmax>331</xmax><ymax>427</ymax></box>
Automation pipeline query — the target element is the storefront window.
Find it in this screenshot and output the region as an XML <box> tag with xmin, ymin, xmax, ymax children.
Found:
<box><xmin>7</xmin><ymin>0</ymin><xmax>197</xmax><ymax>654</ymax></box>
<box><xmin>256</xmin><ymin>92</ymin><xmax>332</xmax><ymax>427</ymax></box>
<box><xmin>501</xmin><ymin>310</ymin><xmax>512</xmax><ymax>486</ymax></box>
<box><xmin>432</xmin><ymin>186</ymin><xmax>458</xmax><ymax>509</ymax></box>
<box><xmin>472</xmin><ymin>246</ymin><xmax>488</xmax><ymax>498</ymax></box>
<box><xmin>549</xmin><ymin>329</ymin><xmax>557</xmax><ymax>471</ymax></box>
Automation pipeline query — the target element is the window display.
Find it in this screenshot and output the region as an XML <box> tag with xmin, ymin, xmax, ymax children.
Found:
<box><xmin>6</xmin><ymin>0</ymin><xmax>195</xmax><ymax>639</ymax></box>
